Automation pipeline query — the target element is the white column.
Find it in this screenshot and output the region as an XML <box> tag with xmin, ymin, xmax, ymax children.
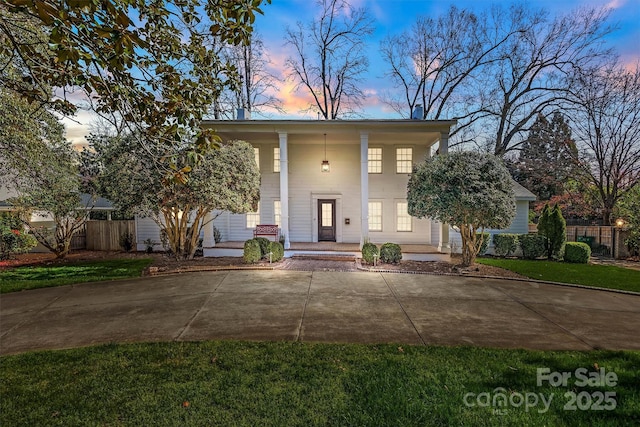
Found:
<box><xmin>439</xmin><ymin>131</ymin><xmax>449</xmax><ymax>154</ymax></box>
<box><xmin>202</xmin><ymin>211</ymin><xmax>215</xmax><ymax>247</ymax></box>
<box><xmin>279</xmin><ymin>132</ymin><xmax>290</xmax><ymax>249</ymax></box>
<box><xmin>360</xmin><ymin>132</ymin><xmax>369</xmax><ymax>247</ymax></box>
<box><xmin>438</xmin><ymin>131</ymin><xmax>450</xmax><ymax>252</ymax></box>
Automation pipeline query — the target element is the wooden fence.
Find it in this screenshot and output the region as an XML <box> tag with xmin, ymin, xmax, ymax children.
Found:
<box><xmin>70</xmin><ymin>224</ymin><xmax>86</xmax><ymax>250</ymax></box>
<box><xmin>529</xmin><ymin>224</ymin><xmax>632</xmax><ymax>258</ymax></box>
<box><xmin>86</xmin><ymin>220</ymin><xmax>136</xmax><ymax>251</ymax></box>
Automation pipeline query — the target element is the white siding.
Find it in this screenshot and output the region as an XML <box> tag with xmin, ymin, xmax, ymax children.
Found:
<box><xmin>287</xmin><ymin>140</ymin><xmax>361</xmax><ymax>243</ymax></box>
<box><xmin>447</xmin><ymin>200</ymin><xmax>532</xmax><ymax>253</ymax></box>
<box><xmin>367</xmin><ymin>141</ymin><xmax>432</xmax><ymax>244</ymax></box>
<box><xmin>135</xmin><ymin>216</ymin><xmax>163</xmax><ymax>251</ymax></box>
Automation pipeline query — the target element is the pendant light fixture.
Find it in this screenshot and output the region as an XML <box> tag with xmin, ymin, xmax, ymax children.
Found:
<box><xmin>321</xmin><ymin>133</ymin><xmax>330</xmax><ymax>172</ymax></box>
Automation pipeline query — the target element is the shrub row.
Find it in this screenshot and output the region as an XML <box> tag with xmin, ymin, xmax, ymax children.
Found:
<box><xmin>361</xmin><ymin>242</ymin><xmax>403</xmax><ymax>265</ymax></box>
<box><xmin>243</xmin><ymin>238</ymin><xmax>284</xmax><ymax>263</ymax></box>
<box><xmin>490</xmin><ymin>233</ymin><xmax>590</xmax><ymax>263</ymax></box>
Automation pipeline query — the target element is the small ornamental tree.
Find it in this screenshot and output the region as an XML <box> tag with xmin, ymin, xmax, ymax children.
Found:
<box><xmin>537</xmin><ymin>203</ymin><xmax>566</xmax><ymax>259</ymax></box>
<box><xmin>407</xmin><ymin>151</ymin><xmax>516</xmax><ymax>267</ymax></box>
<box><xmin>0</xmin><ymin>90</ymin><xmax>90</xmax><ymax>258</ymax></box>
<box><xmin>95</xmin><ymin>136</ymin><xmax>260</xmax><ymax>260</ymax></box>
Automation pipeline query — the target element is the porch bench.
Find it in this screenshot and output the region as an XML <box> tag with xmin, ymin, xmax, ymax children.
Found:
<box><xmin>253</xmin><ymin>224</ymin><xmax>280</xmax><ymax>241</ymax></box>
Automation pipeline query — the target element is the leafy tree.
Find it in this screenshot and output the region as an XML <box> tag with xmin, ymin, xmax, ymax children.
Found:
<box><xmin>285</xmin><ymin>0</ymin><xmax>374</xmax><ymax>119</ymax></box>
<box><xmin>92</xmin><ymin>136</ymin><xmax>260</xmax><ymax>260</ymax></box>
<box><xmin>511</xmin><ymin>112</ymin><xmax>577</xmax><ymax>201</ymax></box>
<box><xmin>407</xmin><ymin>152</ymin><xmax>516</xmax><ymax>267</ymax></box>
<box><xmin>0</xmin><ymin>213</ymin><xmax>38</xmax><ymax>260</ymax></box>
<box><xmin>1</xmin><ymin>0</ymin><xmax>268</xmax><ymax>182</ymax></box>
<box><xmin>0</xmin><ymin>90</ymin><xmax>89</xmax><ymax>258</ymax></box>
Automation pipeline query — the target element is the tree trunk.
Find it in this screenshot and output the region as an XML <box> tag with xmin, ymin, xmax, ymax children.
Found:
<box><xmin>459</xmin><ymin>224</ymin><xmax>478</xmax><ymax>267</ymax></box>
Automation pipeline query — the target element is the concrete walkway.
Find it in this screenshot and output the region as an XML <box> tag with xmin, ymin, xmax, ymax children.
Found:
<box><xmin>1</xmin><ymin>271</ymin><xmax>639</xmax><ymax>355</ymax></box>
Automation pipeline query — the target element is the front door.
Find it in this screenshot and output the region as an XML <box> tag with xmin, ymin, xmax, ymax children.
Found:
<box><xmin>318</xmin><ymin>199</ymin><xmax>336</xmax><ymax>241</ymax></box>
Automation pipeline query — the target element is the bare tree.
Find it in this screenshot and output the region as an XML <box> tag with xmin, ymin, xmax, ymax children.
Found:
<box><xmin>219</xmin><ymin>33</ymin><xmax>282</xmax><ymax>118</ymax></box>
<box><xmin>381</xmin><ymin>3</ymin><xmax>614</xmax><ymax>154</ymax></box>
<box><xmin>565</xmin><ymin>62</ymin><xmax>640</xmax><ymax>225</ymax></box>
<box><xmin>380</xmin><ymin>6</ymin><xmax>514</xmax><ymax>142</ymax></box>
<box><xmin>285</xmin><ymin>0</ymin><xmax>374</xmax><ymax>119</ymax></box>
<box><xmin>477</xmin><ymin>3</ymin><xmax>613</xmax><ymax>156</ymax></box>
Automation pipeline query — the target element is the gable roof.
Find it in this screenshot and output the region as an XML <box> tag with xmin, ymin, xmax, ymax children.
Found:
<box><xmin>512</xmin><ymin>180</ymin><xmax>536</xmax><ymax>201</ymax></box>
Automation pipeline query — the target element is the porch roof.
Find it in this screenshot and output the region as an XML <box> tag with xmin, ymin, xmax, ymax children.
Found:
<box><xmin>202</xmin><ymin>119</ymin><xmax>456</xmax><ymax>146</ymax></box>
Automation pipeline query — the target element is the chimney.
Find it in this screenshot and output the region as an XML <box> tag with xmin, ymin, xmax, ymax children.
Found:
<box><xmin>236</xmin><ymin>108</ymin><xmax>250</xmax><ymax>120</ymax></box>
<box><xmin>411</xmin><ymin>104</ymin><xmax>424</xmax><ymax>120</ymax></box>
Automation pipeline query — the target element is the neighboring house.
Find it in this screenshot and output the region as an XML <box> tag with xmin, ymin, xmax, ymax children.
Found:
<box><xmin>1</xmin><ymin>182</ymin><xmax>115</xmax><ymax>252</ymax></box>
<box><xmin>135</xmin><ymin>118</ymin><xmax>536</xmax><ymax>258</ymax></box>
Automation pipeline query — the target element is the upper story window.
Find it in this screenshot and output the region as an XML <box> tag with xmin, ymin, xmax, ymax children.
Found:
<box><xmin>368</xmin><ymin>147</ymin><xmax>382</xmax><ymax>174</ymax></box>
<box><xmin>254</xmin><ymin>147</ymin><xmax>260</xmax><ymax>170</ymax></box>
<box><xmin>396</xmin><ymin>147</ymin><xmax>412</xmax><ymax>173</ymax></box>
<box><xmin>273</xmin><ymin>147</ymin><xmax>280</xmax><ymax>172</ymax></box>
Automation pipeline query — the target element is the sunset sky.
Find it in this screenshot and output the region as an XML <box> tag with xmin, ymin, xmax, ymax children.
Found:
<box><xmin>63</xmin><ymin>0</ymin><xmax>640</xmax><ymax>145</ymax></box>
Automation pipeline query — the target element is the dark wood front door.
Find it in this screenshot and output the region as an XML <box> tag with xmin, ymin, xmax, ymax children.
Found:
<box><xmin>318</xmin><ymin>199</ymin><xmax>336</xmax><ymax>241</ymax></box>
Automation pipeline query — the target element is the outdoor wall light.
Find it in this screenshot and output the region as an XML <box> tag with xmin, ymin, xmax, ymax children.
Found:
<box><xmin>321</xmin><ymin>133</ymin><xmax>330</xmax><ymax>172</ymax></box>
<box><xmin>616</xmin><ymin>218</ymin><xmax>625</xmax><ymax>227</ymax></box>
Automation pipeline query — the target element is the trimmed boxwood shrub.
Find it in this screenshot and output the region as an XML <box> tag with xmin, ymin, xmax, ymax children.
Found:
<box><xmin>268</xmin><ymin>241</ymin><xmax>284</xmax><ymax>262</ymax></box>
<box><xmin>254</xmin><ymin>237</ymin><xmax>271</xmax><ymax>257</ymax></box>
<box><xmin>475</xmin><ymin>233</ymin><xmax>490</xmax><ymax>256</ymax></box>
<box><xmin>493</xmin><ymin>234</ymin><xmax>519</xmax><ymax>257</ymax></box>
<box><xmin>361</xmin><ymin>242</ymin><xmax>379</xmax><ymax>265</ymax></box>
<box><xmin>380</xmin><ymin>242</ymin><xmax>402</xmax><ymax>264</ymax></box>
<box><xmin>243</xmin><ymin>239</ymin><xmax>262</xmax><ymax>263</ymax></box>
<box><xmin>519</xmin><ymin>234</ymin><xmax>547</xmax><ymax>259</ymax></box>
<box><xmin>564</xmin><ymin>242</ymin><xmax>591</xmax><ymax>264</ymax></box>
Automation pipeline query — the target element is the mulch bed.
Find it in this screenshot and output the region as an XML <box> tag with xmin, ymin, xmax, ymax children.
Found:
<box><xmin>1</xmin><ymin>250</ymin><xmax>526</xmax><ymax>279</ymax></box>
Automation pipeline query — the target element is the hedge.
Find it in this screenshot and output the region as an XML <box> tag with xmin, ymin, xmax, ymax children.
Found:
<box><xmin>493</xmin><ymin>234</ymin><xmax>519</xmax><ymax>257</ymax></box>
<box><xmin>254</xmin><ymin>237</ymin><xmax>271</xmax><ymax>257</ymax></box>
<box><xmin>268</xmin><ymin>241</ymin><xmax>284</xmax><ymax>262</ymax></box>
<box><xmin>243</xmin><ymin>239</ymin><xmax>262</xmax><ymax>263</ymax></box>
<box><xmin>519</xmin><ymin>234</ymin><xmax>547</xmax><ymax>259</ymax></box>
<box><xmin>380</xmin><ymin>242</ymin><xmax>402</xmax><ymax>264</ymax></box>
<box><xmin>361</xmin><ymin>242</ymin><xmax>379</xmax><ymax>265</ymax></box>
<box><xmin>564</xmin><ymin>242</ymin><xmax>591</xmax><ymax>264</ymax></box>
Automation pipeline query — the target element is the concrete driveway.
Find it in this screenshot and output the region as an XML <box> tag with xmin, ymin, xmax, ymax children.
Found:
<box><xmin>1</xmin><ymin>271</ymin><xmax>639</xmax><ymax>355</ymax></box>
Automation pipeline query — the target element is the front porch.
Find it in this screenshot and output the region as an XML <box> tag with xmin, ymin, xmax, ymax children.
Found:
<box><xmin>203</xmin><ymin>242</ymin><xmax>450</xmax><ymax>262</ymax></box>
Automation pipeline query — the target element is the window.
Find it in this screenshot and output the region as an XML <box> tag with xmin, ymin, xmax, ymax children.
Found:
<box><xmin>368</xmin><ymin>147</ymin><xmax>382</xmax><ymax>173</ymax></box>
<box><xmin>396</xmin><ymin>147</ymin><xmax>412</xmax><ymax>173</ymax></box>
<box><xmin>368</xmin><ymin>201</ymin><xmax>382</xmax><ymax>231</ymax></box>
<box><xmin>396</xmin><ymin>201</ymin><xmax>412</xmax><ymax>231</ymax></box>
<box><xmin>254</xmin><ymin>147</ymin><xmax>260</xmax><ymax>170</ymax></box>
<box><xmin>273</xmin><ymin>147</ymin><xmax>280</xmax><ymax>172</ymax></box>
<box><xmin>246</xmin><ymin>203</ymin><xmax>260</xmax><ymax>228</ymax></box>
<box><xmin>274</xmin><ymin>200</ymin><xmax>281</xmax><ymax>226</ymax></box>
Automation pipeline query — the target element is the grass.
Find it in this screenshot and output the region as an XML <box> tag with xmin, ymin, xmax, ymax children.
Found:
<box><xmin>477</xmin><ymin>258</ymin><xmax>640</xmax><ymax>293</ymax></box>
<box><xmin>0</xmin><ymin>258</ymin><xmax>153</xmax><ymax>293</ymax></box>
<box><xmin>1</xmin><ymin>341</ymin><xmax>638</xmax><ymax>426</ymax></box>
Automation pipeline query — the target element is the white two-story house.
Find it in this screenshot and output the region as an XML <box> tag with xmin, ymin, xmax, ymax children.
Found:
<box><xmin>136</xmin><ymin>118</ymin><xmax>535</xmax><ymax>258</ymax></box>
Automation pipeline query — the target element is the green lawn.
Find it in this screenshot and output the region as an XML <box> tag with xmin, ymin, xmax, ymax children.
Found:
<box><xmin>1</xmin><ymin>341</ymin><xmax>638</xmax><ymax>426</ymax></box>
<box><xmin>0</xmin><ymin>258</ymin><xmax>153</xmax><ymax>293</ymax></box>
<box><xmin>477</xmin><ymin>258</ymin><xmax>640</xmax><ymax>293</ymax></box>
